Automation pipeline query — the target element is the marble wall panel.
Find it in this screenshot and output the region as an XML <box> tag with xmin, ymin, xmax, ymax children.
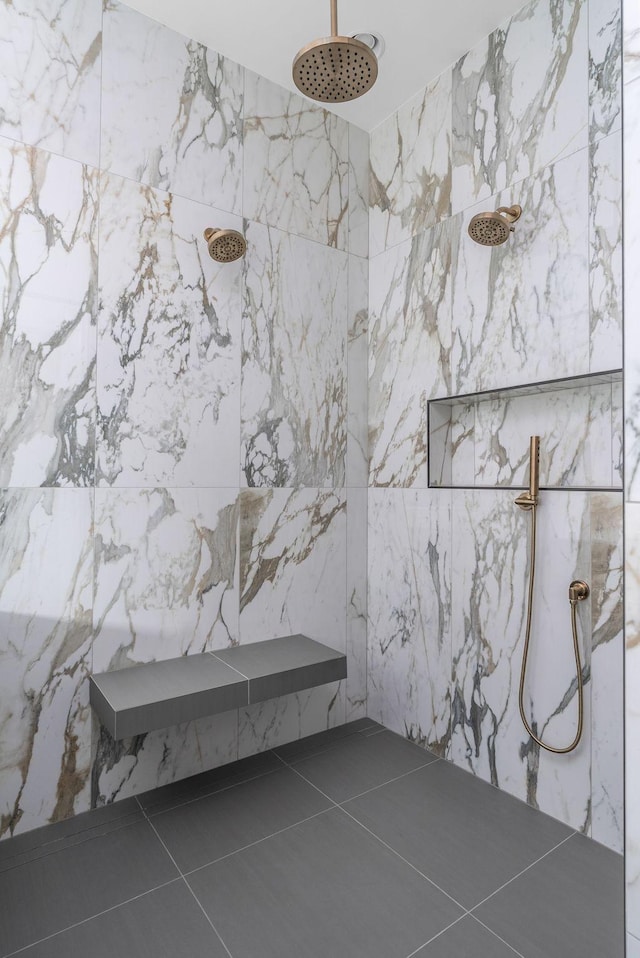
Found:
<box><xmin>367</xmin><ymin>488</ymin><xmax>452</xmax><ymax>754</ymax></box>
<box><xmin>348</xmin><ymin>125</ymin><xmax>369</xmax><ymax>259</ymax></box>
<box><xmin>625</xmin><ymin>501</ymin><xmax>640</xmax><ymax>938</ymax></box>
<box><xmin>346</xmin><ymin>489</ymin><xmax>367</xmax><ymax>720</ymax></box>
<box><xmin>446</xmin><ymin>382</ymin><xmax>620</xmax><ymax>489</ymax></box>
<box><xmin>0</xmin><ymin>139</ymin><xmax>98</xmax><ymax>487</ymax></box>
<box><xmin>101</xmin><ymin>2</ymin><xmax>242</xmax><ymax>214</ymax></box>
<box><xmin>97</xmin><ymin>174</ymin><xmax>241</xmax><ymax>488</ymax></box>
<box><xmin>590</xmin><ymin>131</ymin><xmax>623</xmax><ymax>370</ymax></box>
<box><xmin>451</xmin><ymin>0</ymin><xmax>588</xmax><ymax>214</ymax></box>
<box><xmin>625</xmin><ymin>80</ymin><xmax>640</xmax><ymax>501</ymax></box>
<box><xmin>369</xmin><ymin>220</ymin><xmax>454</xmax><ymax>488</ymax></box>
<box><xmin>629</xmin><ymin>935</ymin><xmax>640</xmax><ymax>958</ymax></box>
<box><xmin>93</xmin><ymin>488</ymin><xmax>239</xmax><ymax>674</ymax></box>
<box><xmin>238</xmin><ymin>683</ymin><xmax>344</xmax><ymax>759</ymax></box>
<box><xmin>590</xmin><ymin>493</ymin><xmax>623</xmax><ymax>852</ymax></box>
<box><xmin>0</xmin><ymin>489</ymin><xmax>93</xmax><ymax>838</ymax></box>
<box><xmin>0</xmin><ymin>0</ymin><xmax>101</xmax><ymax>166</ymax></box>
<box><xmin>243</xmin><ymin>72</ymin><xmax>349</xmax><ymax>250</ymax></box>
<box><xmin>347</xmin><ymin>255</ymin><xmax>368</xmax><ymax>488</ymax></box>
<box><xmin>369</xmin><ymin>70</ymin><xmax>452</xmax><ymax>257</ymax></box>
<box><xmin>623</xmin><ymin>0</ymin><xmax>640</xmax><ymax>83</ymax></box>
<box><xmin>91</xmin><ymin>709</ymin><xmax>239</xmax><ymax>808</ymax></box>
<box><xmin>450</xmin><ymin>489</ymin><xmax>593</xmax><ymax>833</ymax></box>
<box><xmin>452</xmin><ymin>149</ymin><xmax>590</xmax><ymax>394</ymax></box>
<box><xmin>238</xmin><ymin>488</ymin><xmax>346</xmax><ymax>647</ymax></box>
<box><xmin>589</xmin><ymin>0</ymin><xmax>622</xmax><ymax>141</ymax></box>
<box><xmin>241</xmin><ymin>222</ymin><xmax>347</xmax><ymax>488</ymax></box>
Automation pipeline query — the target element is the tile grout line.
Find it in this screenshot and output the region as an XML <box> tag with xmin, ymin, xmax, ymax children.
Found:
<box><xmin>183</xmin><ymin>806</ymin><xmax>334</xmax><ymax>877</ymax></box>
<box><xmin>134</xmin><ymin>797</ymin><xmax>236</xmax><ymax>958</ymax></box>
<box><xmin>401</xmin><ymin>915</ymin><xmax>469</xmax><ymax>958</ymax></box>
<box><xmin>469</xmin><ymin>914</ymin><xmax>528</xmax><ymax>958</ymax></box>
<box><xmin>275</xmin><ymin>753</ymin><xmax>469</xmax><ymax>913</ymax></box>
<box><xmin>467</xmin><ymin>832</ymin><xmax>577</xmax><ymax>913</ymax></box>
<box><xmin>1</xmin><ymin>877</ymin><xmax>183</xmax><ymax>958</ymax></box>
<box><xmin>141</xmin><ymin>764</ymin><xmax>284</xmax><ymax>818</ymax></box>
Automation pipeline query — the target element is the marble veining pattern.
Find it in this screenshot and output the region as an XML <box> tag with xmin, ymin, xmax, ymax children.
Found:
<box><xmin>0</xmin><ymin>0</ymin><xmax>101</xmax><ymax>167</ymax></box>
<box><xmin>452</xmin><ymin>149</ymin><xmax>589</xmax><ymax>394</ymax></box>
<box><xmin>0</xmin><ymin>489</ymin><xmax>93</xmax><ymax>838</ymax></box>
<box><xmin>589</xmin><ymin>131</ymin><xmax>623</xmax><ymax>371</ymax></box>
<box><xmin>348</xmin><ymin>125</ymin><xmax>369</xmax><ymax>259</ymax></box>
<box><xmin>239</xmin><ymin>488</ymin><xmax>346</xmax><ymax>646</ymax></box>
<box><xmin>624</xmin><ymin>80</ymin><xmax>640</xmax><ymax>501</ymax></box>
<box><xmin>589</xmin><ymin>0</ymin><xmax>622</xmax><ymax>141</ymax></box>
<box><xmin>450</xmin><ymin>489</ymin><xmax>594</xmax><ymax>832</ymax></box>
<box><xmin>0</xmin><ymin>138</ymin><xmax>98</xmax><ymax>487</ymax></box>
<box><xmin>241</xmin><ymin>222</ymin><xmax>347</xmax><ymax>488</ymax></box>
<box><xmin>367</xmin><ymin>488</ymin><xmax>452</xmax><ymax>754</ymax></box>
<box><xmin>101</xmin><ymin>2</ymin><xmax>243</xmax><ymax>214</ymax></box>
<box><xmin>347</xmin><ymin>254</ymin><xmax>368</xmax><ymax>488</ymax></box>
<box><xmin>451</xmin><ymin>0</ymin><xmax>588</xmax><ymax>213</ymax></box>
<box><xmin>369</xmin><ymin>70</ymin><xmax>452</xmax><ymax>258</ymax></box>
<box><xmin>623</xmin><ymin>0</ymin><xmax>640</xmax><ymax>83</ymax></box>
<box><xmin>625</xmin><ymin>502</ymin><xmax>640</xmax><ymax>939</ymax></box>
<box><xmin>97</xmin><ymin>174</ymin><xmax>241</xmax><ymax>488</ymax></box>
<box><xmin>346</xmin><ymin>489</ymin><xmax>367</xmax><ymax>720</ymax></box>
<box><xmin>93</xmin><ymin>488</ymin><xmax>239</xmax><ymax>674</ymax></box>
<box><xmin>243</xmin><ymin>72</ymin><xmax>349</xmax><ymax>250</ymax></box>
<box><xmin>369</xmin><ymin>220</ymin><xmax>453</xmax><ymax>488</ymax></box>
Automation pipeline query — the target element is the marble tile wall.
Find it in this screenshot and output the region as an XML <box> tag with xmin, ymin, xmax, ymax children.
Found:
<box><xmin>368</xmin><ymin>0</ymin><xmax>623</xmax><ymax>852</ymax></box>
<box><xmin>624</xmin><ymin>0</ymin><xmax>640</xmax><ymax>940</ymax></box>
<box><xmin>0</xmin><ymin>0</ymin><xmax>368</xmax><ymax>837</ymax></box>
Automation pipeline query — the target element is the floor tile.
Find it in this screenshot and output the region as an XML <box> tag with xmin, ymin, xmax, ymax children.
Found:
<box><xmin>413</xmin><ymin>915</ymin><xmax>522</xmax><ymax>956</ymax></box>
<box><xmin>0</xmin><ymin>799</ymin><xmax>143</xmax><ymax>874</ymax></box>
<box><xmin>152</xmin><ymin>767</ymin><xmax>332</xmax><ymax>873</ymax></box>
<box><xmin>188</xmin><ymin>807</ymin><xmax>464</xmax><ymax>958</ymax></box>
<box><xmin>18</xmin><ymin>879</ymin><xmax>229</xmax><ymax>958</ymax></box>
<box><xmin>473</xmin><ymin>833</ymin><xmax>624</xmax><ymax>958</ymax></box>
<box><xmin>273</xmin><ymin>718</ymin><xmax>382</xmax><ymax>763</ymax></box>
<box><xmin>344</xmin><ymin>760</ymin><xmax>573</xmax><ymax>908</ymax></box>
<box><xmin>288</xmin><ymin>729</ymin><xmax>437</xmax><ymax>802</ymax></box>
<box><xmin>137</xmin><ymin>749</ymin><xmax>282</xmax><ymax>815</ymax></box>
<box><xmin>0</xmin><ymin>820</ymin><xmax>177</xmax><ymax>955</ymax></box>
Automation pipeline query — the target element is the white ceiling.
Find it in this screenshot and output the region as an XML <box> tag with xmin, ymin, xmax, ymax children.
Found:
<box><xmin>124</xmin><ymin>0</ymin><xmax>528</xmax><ymax>132</ymax></box>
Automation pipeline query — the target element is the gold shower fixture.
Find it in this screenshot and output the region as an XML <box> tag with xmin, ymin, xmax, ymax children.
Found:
<box><xmin>292</xmin><ymin>0</ymin><xmax>379</xmax><ymax>103</ymax></box>
<box><xmin>515</xmin><ymin>436</ymin><xmax>589</xmax><ymax>754</ymax></box>
<box><xmin>468</xmin><ymin>205</ymin><xmax>522</xmax><ymax>246</ymax></box>
<box><xmin>203</xmin><ymin>228</ymin><xmax>247</xmax><ymax>263</ymax></box>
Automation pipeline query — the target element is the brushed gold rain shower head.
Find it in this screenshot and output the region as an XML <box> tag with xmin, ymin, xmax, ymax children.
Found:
<box><xmin>468</xmin><ymin>205</ymin><xmax>522</xmax><ymax>246</ymax></box>
<box><xmin>292</xmin><ymin>0</ymin><xmax>378</xmax><ymax>103</ymax></box>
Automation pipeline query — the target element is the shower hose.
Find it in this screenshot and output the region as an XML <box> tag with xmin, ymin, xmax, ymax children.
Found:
<box><xmin>518</xmin><ymin>501</ymin><xmax>585</xmax><ymax>754</ymax></box>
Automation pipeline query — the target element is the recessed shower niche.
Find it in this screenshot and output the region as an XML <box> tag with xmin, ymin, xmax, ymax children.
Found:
<box><xmin>428</xmin><ymin>370</ymin><xmax>623</xmax><ymax>491</ymax></box>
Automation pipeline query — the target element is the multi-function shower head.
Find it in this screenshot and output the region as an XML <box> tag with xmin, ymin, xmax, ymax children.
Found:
<box><xmin>203</xmin><ymin>228</ymin><xmax>247</xmax><ymax>263</ymax></box>
<box><xmin>468</xmin><ymin>205</ymin><xmax>522</xmax><ymax>246</ymax></box>
<box><xmin>292</xmin><ymin>0</ymin><xmax>378</xmax><ymax>103</ymax></box>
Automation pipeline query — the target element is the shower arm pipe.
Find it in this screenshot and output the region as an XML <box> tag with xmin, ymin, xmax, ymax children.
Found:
<box><xmin>517</xmin><ymin>499</ymin><xmax>586</xmax><ymax>755</ymax></box>
<box><xmin>331</xmin><ymin>0</ymin><xmax>338</xmax><ymax>35</ymax></box>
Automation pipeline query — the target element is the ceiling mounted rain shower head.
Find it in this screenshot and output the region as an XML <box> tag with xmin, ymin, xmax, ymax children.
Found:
<box><xmin>468</xmin><ymin>205</ymin><xmax>522</xmax><ymax>246</ymax></box>
<box><xmin>203</xmin><ymin>228</ymin><xmax>247</xmax><ymax>263</ymax></box>
<box><xmin>292</xmin><ymin>0</ymin><xmax>378</xmax><ymax>103</ymax></box>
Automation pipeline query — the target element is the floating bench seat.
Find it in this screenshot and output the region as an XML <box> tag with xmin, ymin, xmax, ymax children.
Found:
<box><xmin>90</xmin><ymin>634</ymin><xmax>347</xmax><ymax>740</ymax></box>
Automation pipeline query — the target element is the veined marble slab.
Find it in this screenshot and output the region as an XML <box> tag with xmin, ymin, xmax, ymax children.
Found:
<box><xmin>590</xmin><ymin>131</ymin><xmax>623</xmax><ymax>372</ymax></box>
<box><xmin>0</xmin><ymin>0</ymin><xmax>101</xmax><ymax>166</ymax></box>
<box><xmin>347</xmin><ymin>255</ymin><xmax>368</xmax><ymax>488</ymax></box>
<box><xmin>589</xmin><ymin>0</ymin><xmax>622</xmax><ymax>141</ymax></box>
<box><xmin>0</xmin><ymin>138</ymin><xmax>98</xmax><ymax>487</ymax></box>
<box><xmin>348</xmin><ymin>125</ymin><xmax>369</xmax><ymax>259</ymax></box>
<box><xmin>625</xmin><ymin>502</ymin><xmax>640</xmax><ymax>937</ymax></box>
<box><xmin>97</xmin><ymin>174</ymin><xmax>241</xmax><ymax>488</ymax></box>
<box><xmin>101</xmin><ymin>1</ymin><xmax>242</xmax><ymax>214</ymax></box>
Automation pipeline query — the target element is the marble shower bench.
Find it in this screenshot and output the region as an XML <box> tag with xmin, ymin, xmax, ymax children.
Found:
<box><xmin>89</xmin><ymin>634</ymin><xmax>347</xmax><ymax>740</ymax></box>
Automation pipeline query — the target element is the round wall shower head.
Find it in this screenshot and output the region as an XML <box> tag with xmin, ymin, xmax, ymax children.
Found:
<box><xmin>468</xmin><ymin>205</ymin><xmax>522</xmax><ymax>246</ymax></box>
<box><xmin>204</xmin><ymin>228</ymin><xmax>246</xmax><ymax>263</ymax></box>
<box><xmin>292</xmin><ymin>0</ymin><xmax>378</xmax><ymax>103</ymax></box>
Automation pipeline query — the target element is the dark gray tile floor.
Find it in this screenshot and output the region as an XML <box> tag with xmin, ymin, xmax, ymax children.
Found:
<box><xmin>0</xmin><ymin>718</ymin><xmax>624</xmax><ymax>958</ymax></box>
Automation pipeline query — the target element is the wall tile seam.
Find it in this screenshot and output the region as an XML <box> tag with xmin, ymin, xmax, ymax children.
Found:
<box><xmin>369</xmin><ymin>132</ymin><xmax>619</xmax><ymax>261</ymax></box>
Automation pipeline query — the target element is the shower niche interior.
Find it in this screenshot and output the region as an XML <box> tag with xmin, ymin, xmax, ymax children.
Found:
<box><xmin>427</xmin><ymin>369</ymin><xmax>623</xmax><ymax>492</ymax></box>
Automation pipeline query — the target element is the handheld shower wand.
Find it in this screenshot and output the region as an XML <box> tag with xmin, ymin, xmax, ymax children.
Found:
<box><xmin>514</xmin><ymin>436</ymin><xmax>540</xmax><ymax>510</ymax></box>
<box><xmin>515</xmin><ymin>436</ymin><xmax>588</xmax><ymax>754</ymax></box>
